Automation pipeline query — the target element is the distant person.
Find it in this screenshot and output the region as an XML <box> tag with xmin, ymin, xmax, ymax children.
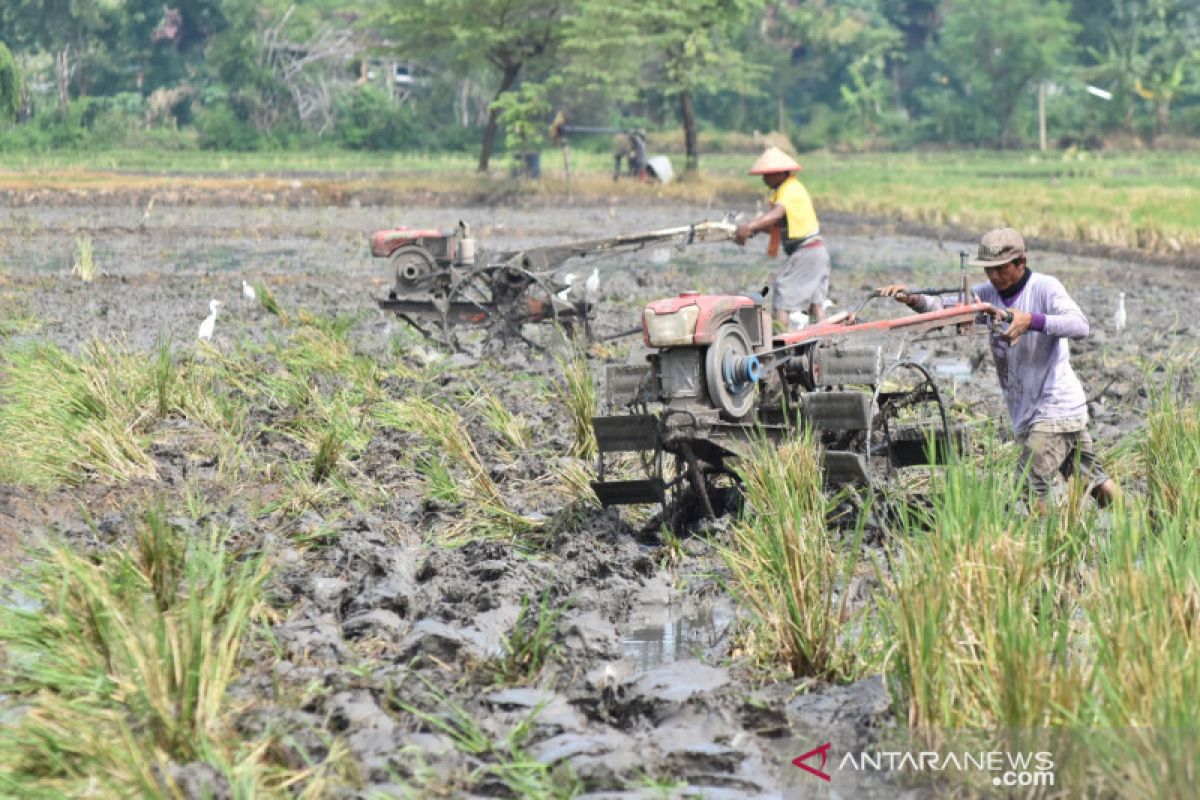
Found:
<box><xmin>877</xmin><ymin>227</ymin><xmax>1118</xmax><ymax>509</ymax></box>
<box><xmin>734</xmin><ymin>146</ymin><xmax>830</xmax><ymax>328</ymax></box>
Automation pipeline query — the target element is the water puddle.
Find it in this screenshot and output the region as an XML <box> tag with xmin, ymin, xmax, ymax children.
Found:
<box><xmin>906</xmin><ymin>345</ymin><xmax>974</xmax><ymax>383</ymax></box>
<box><xmin>621</xmin><ymin>602</ymin><xmax>735</xmax><ymax>671</ymax></box>
<box><xmin>932</xmin><ymin>358</ymin><xmax>973</xmax><ymax>382</ymax></box>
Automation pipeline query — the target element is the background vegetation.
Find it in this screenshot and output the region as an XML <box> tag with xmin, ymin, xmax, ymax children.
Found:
<box><xmin>0</xmin><ymin>0</ymin><xmax>1198</xmax><ymax>169</ymax></box>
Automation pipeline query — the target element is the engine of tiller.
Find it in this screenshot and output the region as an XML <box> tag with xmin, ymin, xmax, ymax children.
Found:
<box><xmin>590</xmin><ymin>289</ymin><xmax>989</xmax><ymax>524</ymax></box>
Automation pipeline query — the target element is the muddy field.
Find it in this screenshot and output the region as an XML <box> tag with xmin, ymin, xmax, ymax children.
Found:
<box><xmin>0</xmin><ymin>198</ymin><xmax>1190</xmax><ymax>798</ymax></box>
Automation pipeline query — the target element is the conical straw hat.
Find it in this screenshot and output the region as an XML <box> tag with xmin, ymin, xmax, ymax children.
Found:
<box><xmin>748</xmin><ymin>145</ymin><xmax>801</xmax><ymax>175</ymax></box>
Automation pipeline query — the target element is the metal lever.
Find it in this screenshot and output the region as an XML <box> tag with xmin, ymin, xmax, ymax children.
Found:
<box><xmin>853</xmin><ymin>286</ymin><xmax>964</xmax><ymax>318</ymax></box>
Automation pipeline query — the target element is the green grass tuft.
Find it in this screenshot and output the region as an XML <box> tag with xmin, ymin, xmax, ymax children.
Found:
<box><xmin>0</xmin><ymin>505</ymin><xmax>312</xmax><ymax>796</ymax></box>
<box><xmin>719</xmin><ymin>432</ymin><xmax>869</xmax><ymax>681</ymax></box>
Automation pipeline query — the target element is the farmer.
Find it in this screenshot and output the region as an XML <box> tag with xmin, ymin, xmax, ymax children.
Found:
<box><xmin>734</xmin><ymin>146</ymin><xmax>830</xmax><ymax>328</ymax></box>
<box><xmin>877</xmin><ymin>227</ymin><xmax>1119</xmax><ymax>508</ymax></box>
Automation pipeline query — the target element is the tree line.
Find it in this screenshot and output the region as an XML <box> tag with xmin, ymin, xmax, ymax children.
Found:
<box><xmin>0</xmin><ymin>0</ymin><xmax>1197</xmax><ymax>169</ymax></box>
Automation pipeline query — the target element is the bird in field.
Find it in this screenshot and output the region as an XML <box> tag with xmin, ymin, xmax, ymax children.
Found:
<box><xmin>555</xmin><ymin>272</ymin><xmax>577</xmax><ymax>302</ymax></box>
<box><xmin>585</xmin><ymin>267</ymin><xmax>600</xmax><ymax>300</ymax></box>
<box><xmin>198</xmin><ymin>300</ymin><xmax>222</xmax><ymax>342</ymax></box>
<box><xmin>1113</xmin><ymin>292</ymin><xmax>1126</xmax><ymax>334</ymax></box>
<box><xmin>242</xmin><ymin>280</ymin><xmax>257</xmax><ymax>302</ymax></box>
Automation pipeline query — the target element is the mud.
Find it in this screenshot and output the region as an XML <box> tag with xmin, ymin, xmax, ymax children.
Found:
<box><xmin>0</xmin><ymin>198</ymin><xmax>1185</xmax><ymax>797</ymax></box>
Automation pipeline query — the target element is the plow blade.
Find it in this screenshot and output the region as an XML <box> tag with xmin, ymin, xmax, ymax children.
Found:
<box><xmin>823</xmin><ymin>451</ymin><xmax>870</xmax><ymax>486</ymax></box>
<box><xmin>592</xmin><ymin>414</ymin><xmax>660</xmax><ymax>453</ymax></box>
<box><xmin>591</xmin><ymin>478</ymin><xmax>666</xmax><ymax>507</ymax></box>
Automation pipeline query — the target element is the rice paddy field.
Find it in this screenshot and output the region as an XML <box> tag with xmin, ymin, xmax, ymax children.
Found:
<box><xmin>0</xmin><ymin>153</ymin><xmax>1197</xmax><ymax>798</ymax></box>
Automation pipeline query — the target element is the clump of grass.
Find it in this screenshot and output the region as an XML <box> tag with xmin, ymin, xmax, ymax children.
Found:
<box><xmin>719</xmin><ymin>433</ymin><xmax>867</xmax><ymax>680</ymax></box>
<box><xmin>553</xmin><ymin>344</ymin><xmax>597</xmax><ymax>460</ymax></box>
<box><xmin>374</xmin><ymin>396</ymin><xmax>535</xmax><ymax>541</ymax></box>
<box><xmin>468</xmin><ymin>386</ymin><xmax>531</xmax><ymax>451</ymax></box>
<box><xmin>489</xmin><ymin>588</ymin><xmax>565</xmax><ymax>685</ymax></box>
<box><xmin>72</xmin><ymin>233</ymin><xmax>96</xmax><ymax>282</ymax></box>
<box><xmin>0</xmin><ymin>293</ymin><xmax>42</xmax><ymax>338</ymax></box>
<box><xmin>0</xmin><ymin>505</ymin><xmax>316</xmax><ymax>796</ymax></box>
<box><xmin>556</xmin><ymin>459</ymin><xmax>599</xmax><ymax>507</ymax></box>
<box><xmin>1145</xmin><ymin>384</ymin><xmax>1200</xmax><ymax>521</ymax></box>
<box><xmin>152</xmin><ymin>336</ymin><xmax>176</xmax><ymax>418</ymax></box>
<box><xmin>880</xmin><ymin>436</ymin><xmax>1095</xmax><ymax>739</ymax></box>
<box><xmin>256</xmin><ymin>282</ymin><xmax>286</xmax><ymax>322</ymax></box>
<box><xmin>311</xmin><ymin>427</ymin><xmax>345</xmax><ymax>483</ymax></box>
<box><xmin>376</xmin><ymin>397</ymin><xmax>500</xmax><ymax>506</ymax></box>
<box><xmin>656</xmin><ymin>524</ymin><xmax>686</xmax><ymax>571</ymax></box>
<box><xmin>417</xmin><ymin>455</ymin><xmax>461</xmax><ymax>504</ymax></box>
<box><xmin>391</xmin><ymin>677</ymin><xmax>580</xmax><ymax>798</ymax></box>
<box><xmin>0</xmin><ymin>341</ymin><xmax>158</xmax><ymax>485</ymax></box>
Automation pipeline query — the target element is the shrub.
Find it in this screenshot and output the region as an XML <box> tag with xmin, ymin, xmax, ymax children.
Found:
<box><xmin>196</xmin><ymin>103</ymin><xmax>260</xmax><ymax>150</ymax></box>
<box><xmin>333</xmin><ymin>85</ymin><xmax>423</xmax><ymax>151</ymax></box>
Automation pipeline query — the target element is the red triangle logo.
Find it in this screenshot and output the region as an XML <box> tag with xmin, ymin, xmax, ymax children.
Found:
<box><xmin>792</xmin><ymin>742</ymin><xmax>832</xmax><ymax>781</ymax></box>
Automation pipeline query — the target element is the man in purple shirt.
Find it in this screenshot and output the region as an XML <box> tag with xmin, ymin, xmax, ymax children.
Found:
<box><xmin>878</xmin><ymin>227</ymin><xmax>1118</xmax><ymax>508</ymax></box>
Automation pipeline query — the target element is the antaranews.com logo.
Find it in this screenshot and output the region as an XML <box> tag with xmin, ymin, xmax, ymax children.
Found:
<box><xmin>793</xmin><ymin>742</ymin><xmax>1055</xmax><ymax>788</ymax></box>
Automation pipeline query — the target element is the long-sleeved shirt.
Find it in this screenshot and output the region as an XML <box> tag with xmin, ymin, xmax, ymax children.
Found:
<box><xmin>911</xmin><ymin>271</ymin><xmax>1090</xmax><ymax>435</ymax></box>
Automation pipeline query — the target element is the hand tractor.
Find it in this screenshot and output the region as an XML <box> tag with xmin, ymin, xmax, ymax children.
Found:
<box><xmin>371</xmin><ymin>219</ymin><xmax>737</xmax><ymax>349</ymax></box>
<box><xmin>589</xmin><ymin>285</ymin><xmax>991</xmax><ymax>525</ymax></box>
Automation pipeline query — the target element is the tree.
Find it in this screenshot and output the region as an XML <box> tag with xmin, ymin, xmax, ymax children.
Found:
<box><xmin>766</xmin><ymin>0</ymin><xmax>903</xmax><ymax>144</ymax></box>
<box><xmin>565</xmin><ymin>0</ymin><xmax>766</xmax><ymax>173</ymax></box>
<box><xmin>932</xmin><ymin>0</ymin><xmax>1078</xmax><ymax>147</ymax></box>
<box><xmin>878</xmin><ymin>0</ymin><xmax>941</xmax><ymax>116</ymax></box>
<box><xmin>1</xmin><ymin>0</ymin><xmax>106</xmax><ymax>111</ymax></box>
<box><xmin>0</xmin><ymin>42</ymin><xmax>20</xmax><ymax>122</ymax></box>
<box><xmin>378</xmin><ymin>0</ymin><xmax>566</xmax><ymax>172</ymax></box>
<box><xmin>1075</xmin><ymin>0</ymin><xmax>1200</xmax><ymax>137</ymax></box>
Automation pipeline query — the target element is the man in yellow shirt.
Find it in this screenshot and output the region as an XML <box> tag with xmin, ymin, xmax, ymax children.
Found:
<box><xmin>734</xmin><ymin>146</ymin><xmax>830</xmax><ymax>328</ymax></box>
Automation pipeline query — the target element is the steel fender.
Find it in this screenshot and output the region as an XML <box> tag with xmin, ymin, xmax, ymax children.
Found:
<box><xmin>692</xmin><ymin>296</ymin><xmax>758</xmax><ymax>344</ymax></box>
<box><xmin>642</xmin><ymin>294</ymin><xmax>757</xmax><ymax>347</ymax></box>
<box><xmin>370</xmin><ymin>227</ymin><xmax>444</xmax><ymax>258</ymax></box>
<box><xmin>640</xmin><ymin>295</ymin><xmax>757</xmax><ymax>345</ymax></box>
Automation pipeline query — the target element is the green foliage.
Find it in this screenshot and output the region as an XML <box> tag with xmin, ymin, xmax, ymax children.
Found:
<box><xmin>925</xmin><ymin>0</ymin><xmax>1079</xmax><ymax>146</ymax></box>
<box><xmin>0</xmin><ymin>506</ymin><xmax>287</xmax><ymax>795</ymax></box>
<box><xmin>493</xmin><ymin>80</ymin><xmax>555</xmax><ymax>153</ymax></box>
<box><xmin>392</xmin><ymin>677</ymin><xmax>582</xmax><ymax>798</ymax></box>
<box><xmin>333</xmin><ymin>85</ymin><xmax>422</xmax><ymax>151</ymax></box>
<box><xmin>196</xmin><ymin>103</ymin><xmax>261</xmax><ymax>151</ymax></box>
<box><xmin>719</xmin><ymin>433</ymin><xmax>869</xmax><ymax>680</ymax></box>
<box><xmin>0</xmin><ymin>42</ymin><xmax>20</xmax><ymax>122</ymax></box>
<box><xmin>878</xmin><ymin>391</ymin><xmax>1200</xmax><ymax>794</ymax></box>
<box><xmin>0</xmin><ymin>1</ymin><xmax>1199</xmax><ymax>155</ymax></box>
<box><xmin>490</xmin><ymin>588</ymin><xmax>566</xmax><ymax>685</ymax></box>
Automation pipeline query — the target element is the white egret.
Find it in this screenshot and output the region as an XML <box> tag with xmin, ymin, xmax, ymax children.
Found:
<box><xmin>556</xmin><ymin>272</ymin><xmax>577</xmax><ymax>302</ymax></box>
<box><xmin>585</xmin><ymin>267</ymin><xmax>600</xmax><ymax>300</ymax></box>
<box><xmin>1113</xmin><ymin>292</ymin><xmax>1126</xmax><ymax>334</ymax></box>
<box><xmin>788</xmin><ymin>310</ymin><xmax>809</xmax><ymax>331</ymax></box>
<box><xmin>242</xmin><ymin>280</ymin><xmax>257</xmax><ymax>302</ymax></box>
<box><xmin>198</xmin><ymin>300</ymin><xmax>222</xmax><ymax>342</ymax></box>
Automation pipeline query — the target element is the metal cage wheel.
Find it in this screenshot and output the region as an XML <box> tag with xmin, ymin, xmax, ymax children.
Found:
<box><xmin>864</xmin><ymin>361</ymin><xmax>951</xmax><ymax>485</ymax></box>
